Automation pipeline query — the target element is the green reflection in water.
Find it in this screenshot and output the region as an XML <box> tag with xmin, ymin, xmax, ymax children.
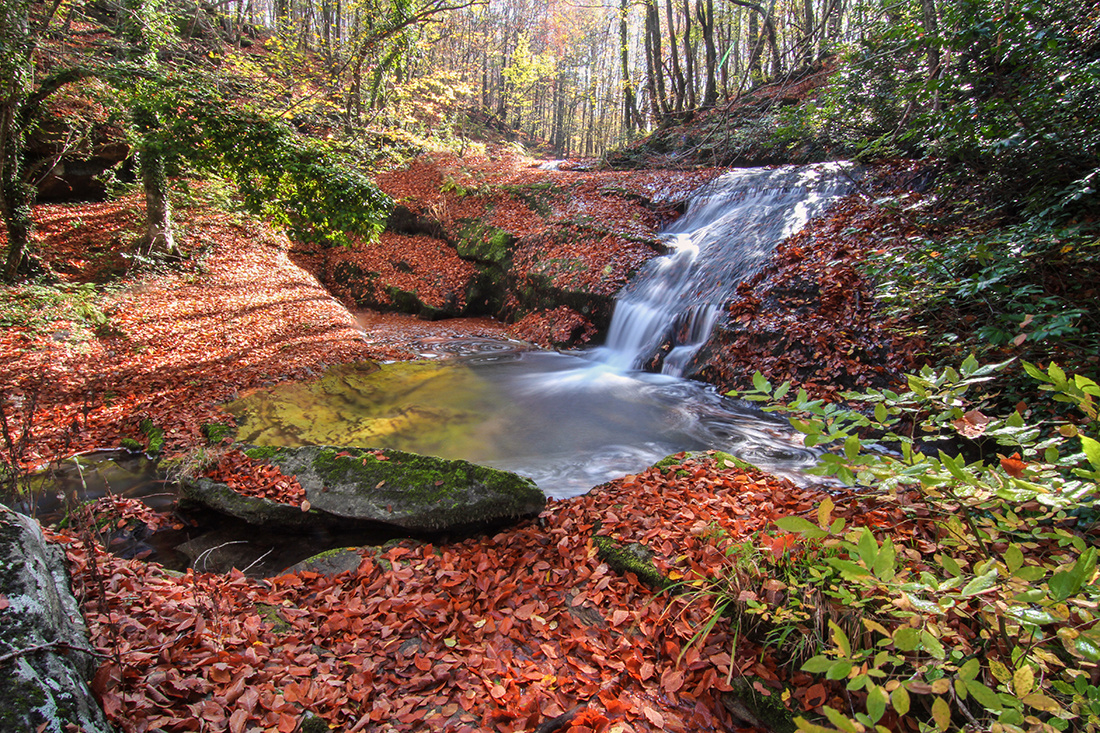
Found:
<box><xmin>226</xmin><ymin>361</ymin><xmax>509</xmax><ymax>462</ymax></box>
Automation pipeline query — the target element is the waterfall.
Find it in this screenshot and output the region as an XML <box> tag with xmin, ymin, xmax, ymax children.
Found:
<box><xmin>595</xmin><ymin>162</ymin><xmax>859</xmax><ymax>375</ymax></box>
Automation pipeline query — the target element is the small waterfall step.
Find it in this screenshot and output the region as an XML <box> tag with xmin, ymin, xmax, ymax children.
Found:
<box><xmin>594</xmin><ymin>162</ymin><xmax>859</xmax><ymax>375</ymax></box>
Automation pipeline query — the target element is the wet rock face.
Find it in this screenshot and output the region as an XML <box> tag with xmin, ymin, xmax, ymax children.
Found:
<box><xmin>0</xmin><ymin>505</ymin><xmax>113</xmax><ymax>733</ymax></box>
<box><xmin>180</xmin><ymin>445</ymin><xmax>546</xmax><ymax>534</ymax></box>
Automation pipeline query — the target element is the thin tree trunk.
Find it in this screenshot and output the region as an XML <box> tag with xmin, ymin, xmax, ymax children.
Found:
<box><xmin>644</xmin><ymin>0</ymin><xmax>669</xmax><ymax>121</ymax></box>
<box><xmin>665</xmin><ymin>0</ymin><xmax>684</xmax><ymax>112</ymax></box>
<box><xmin>697</xmin><ymin>0</ymin><xmax>717</xmax><ymax>107</ymax></box>
<box><xmin>620</xmin><ymin>0</ymin><xmax>638</xmax><ymax>133</ymax></box>
<box><xmin>682</xmin><ymin>0</ymin><xmax>696</xmax><ymax>109</ymax></box>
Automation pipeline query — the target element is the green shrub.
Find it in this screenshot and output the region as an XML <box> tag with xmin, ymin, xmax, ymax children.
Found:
<box><xmin>710</xmin><ymin>359</ymin><xmax>1100</xmax><ymax>732</ymax></box>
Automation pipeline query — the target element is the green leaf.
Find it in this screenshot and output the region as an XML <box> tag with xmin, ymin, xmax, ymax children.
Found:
<box><xmin>775</xmin><ymin>516</ymin><xmax>826</xmax><ymax>539</ymax></box>
<box><xmin>1022</xmin><ymin>361</ymin><xmax>1048</xmax><ymax>383</ymax></box>
<box><xmin>866</xmin><ymin>685</ymin><xmax>887</xmax><ymax>723</ymax></box>
<box><xmin>1013</xmin><ymin>565</ymin><xmax>1047</xmax><ymax>582</ymax></box>
<box><xmin>891</xmin><ymin>685</ymin><xmax>910</xmax><ymax>716</ymax></box>
<box><xmin>1013</xmin><ymin>665</ymin><xmax>1034</xmax><ymax>697</ymax></box>
<box><xmin>752</xmin><ymin>371</ymin><xmax>772</xmax><ymax>394</ymax></box>
<box><xmin>931</xmin><ymin>696</ymin><xmax>951</xmax><ymax>731</ymax></box>
<box><xmin>921</xmin><ymin>630</ymin><xmax>946</xmax><ymax>660</ymax></box>
<box><xmin>793</xmin><ymin>717</ymin><xmax>843</xmax><ymax>733</ymax></box>
<box><xmin>874</xmin><ymin>402</ymin><xmax>888</xmax><ymax>423</ymax></box>
<box><xmin>989</xmin><ymin>659</ymin><xmax>1012</xmax><ymax>684</ymax></box>
<box><xmin>872</xmin><ymin>537</ymin><xmax>897</xmax><ymax>581</ymax></box>
<box><xmin>1004</xmin><ymin>544</ymin><xmax>1024</xmax><ymax>574</ymax></box>
<box><xmin>1075</xmin><ymin>636</ymin><xmax>1100</xmax><ymax>662</ymax></box>
<box><xmin>961</xmin><ymin>569</ymin><xmax>999</xmax><ymax>596</ymax></box>
<box><xmin>821</xmin><ymin>705</ymin><xmax>860</xmax><ymax>733</ymax></box>
<box><xmin>826</xmin><ymin>558</ymin><xmax>871</xmax><ymax>579</ymax></box>
<box><xmin>844</xmin><ymin>435</ymin><xmax>861</xmax><ymax>459</ymax></box>
<box><xmin>827</xmin><ymin>660</ymin><xmax>853</xmax><ymax>680</ymax></box>
<box><xmin>893</xmin><ymin>627</ymin><xmax>920</xmax><ymax>652</ymax></box>
<box><xmin>802</xmin><ymin>655</ymin><xmax>834</xmax><ymax>674</ymax></box>
<box><xmin>830</xmin><ymin>621</ymin><xmax>852</xmax><ymax>658</ymax></box>
<box><xmin>1009</xmin><ymin>607</ymin><xmax>1061</xmax><ymax>625</ymax></box>
<box><xmin>966</xmin><ymin>680</ymin><xmax>1004</xmax><ymax>711</ymax></box>
<box><xmin>1049</xmin><ymin>547</ymin><xmax>1097</xmax><ymax>602</ymax></box>
<box><xmin>958</xmin><ymin>658</ymin><xmax>980</xmax><ymax>682</ymax></box>
<box><xmin>857</xmin><ymin>527</ymin><xmax>879</xmax><ymax>567</ymax></box>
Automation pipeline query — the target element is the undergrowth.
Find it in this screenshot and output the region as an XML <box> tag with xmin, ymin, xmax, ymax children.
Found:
<box><xmin>690</xmin><ymin>359</ymin><xmax>1100</xmax><ymax>732</ymax></box>
<box><xmin>0</xmin><ymin>282</ymin><xmax>110</xmax><ymax>342</ymax></box>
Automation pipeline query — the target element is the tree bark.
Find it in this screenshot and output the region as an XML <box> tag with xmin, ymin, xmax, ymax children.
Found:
<box><xmin>125</xmin><ymin>0</ymin><xmax>179</xmax><ymax>259</ymax></box>
<box><xmin>620</xmin><ymin>0</ymin><xmax>638</xmax><ymax>133</ymax></box>
<box><xmin>665</xmin><ymin>0</ymin><xmax>685</xmax><ymax>112</ymax></box>
<box><xmin>697</xmin><ymin>0</ymin><xmax>717</xmax><ymax>107</ymax></box>
<box><xmin>1</xmin><ymin>0</ymin><xmax>38</xmax><ymax>281</ymax></box>
<box><xmin>643</xmin><ymin>0</ymin><xmax>669</xmax><ymax>122</ymax></box>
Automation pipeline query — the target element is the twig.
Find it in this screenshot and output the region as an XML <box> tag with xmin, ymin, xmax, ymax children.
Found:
<box><xmin>0</xmin><ymin>640</ymin><xmax>102</xmax><ymax>666</ymax></box>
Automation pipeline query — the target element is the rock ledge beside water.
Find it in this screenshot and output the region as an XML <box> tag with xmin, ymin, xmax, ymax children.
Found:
<box><xmin>180</xmin><ymin>445</ymin><xmax>546</xmax><ymax>533</ymax></box>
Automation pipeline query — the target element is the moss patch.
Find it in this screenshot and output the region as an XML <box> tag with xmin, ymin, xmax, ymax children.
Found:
<box><xmin>256</xmin><ymin>603</ymin><xmax>292</xmax><ymax>634</ymax></box>
<box><xmin>201</xmin><ymin>422</ymin><xmax>236</xmax><ymax>446</ymax></box>
<box><xmin>455</xmin><ymin>220</ymin><xmax>516</xmax><ymax>265</ymax></box>
<box><xmin>592</xmin><ymin>535</ymin><xmax>672</xmax><ymax>591</ymax></box>
<box><xmin>139</xmin><ymin>418</ymin><xmax>165</xmax><ymax>455</ymax></box>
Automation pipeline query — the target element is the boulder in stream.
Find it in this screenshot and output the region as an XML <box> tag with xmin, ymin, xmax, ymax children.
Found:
<box><xmin>180</xmin><ymin>445</ymin><xmax>545</xmax><ymax>533</ymax></box>
<box><xmin>0</xmin><ymin>504</ymin><xmax>113</xmax><ymax>733</ymax></box>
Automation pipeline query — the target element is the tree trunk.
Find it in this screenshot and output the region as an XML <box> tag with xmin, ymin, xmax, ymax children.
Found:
<box><xmin>682</xmin><ymin>0</ymin><xmax>696</xmax><ymax>109</ymax></box>
<box><xmin>697</xmin><ymin>0</ymin><xmax>717</xmax><ymax>107</ymax></box>
<box><xmin>665</xmin><ymin>0</ymin><xmax>685</xmax><ymax>112</ymax></box>
<box><xmin>125</xmin><ymin>0</ymin><xmax>179</xmax><ymax>258</ymax></box>
<box><xmin>644</xmin><ymin>0</ymin><xmax>669</xmax><ymax>122</ymax></box>
<box><xmin>0</xmin><ymin>0</ymin><xmax>36</xmax><ymax>281</ymax></box>
<box><xmin>921</xmin><ymin>0</ymin><xmax>941</xmax><ymax>112</ymax></box>
<box><xmin>800</xmin><ymin>0</ymin><xmax>815</xmax><ymax>67</ymax></box>
<box><xmin>137</xmin><ymin>143</ymin><xmax>176</xmax><ymax>257</ymax></box>
<box><xmin>748</xmin><ymin>10</ymin><xmax>763</xmax><ymax>79</ymax></box>
<box><xmin>620</xmin><ymin>0</ymin><xmax>638</xmax><ymax>133</ymax></box>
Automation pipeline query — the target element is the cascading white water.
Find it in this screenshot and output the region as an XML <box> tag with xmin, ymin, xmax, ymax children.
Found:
<box><xmin>595</xmin><ymin>162</ymin><xmax>859</xmax><ymax>375</ymax></box>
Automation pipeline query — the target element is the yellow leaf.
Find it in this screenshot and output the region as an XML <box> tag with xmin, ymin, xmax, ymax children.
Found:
<box><xmin>932</xmin><ymin>696</ymin><xmax>951</xmax><ymax>731</ymax></box>
<box><xmin>989</xmin><ymin>659</ymin><xmax>1012</xmax><ymax>683</ymax></box>
<box><xmin>1013</xmin><ymin>666</ymin><xmax>1035</xmax><ymax>697</ymax></box>
<box><xmin>930</xmin><ymin>678</ymin><xmax>951</xmax><ymax>694</ymax></box>
<box><xmin>1022</xmin><ymin>692</ymin><xmax>1066</xmax><ymax>715</ymax></box>
<box><xmin>818</xmin><ymin>496</ymin><xmax>835</xmax><ymax>530</ymax></box>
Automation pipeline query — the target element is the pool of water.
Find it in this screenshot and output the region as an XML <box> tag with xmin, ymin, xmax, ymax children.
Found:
<box><xmin>228</xmin><ymin>337</ymin><xmax>819</xmax><ymax>498</ymax></box>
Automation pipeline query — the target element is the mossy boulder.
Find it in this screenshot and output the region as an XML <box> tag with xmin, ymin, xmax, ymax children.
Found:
<box><xmin>0</xmin><ymin>504</ymin><xmax>114</xmax><ymax>733</ymax></box>
<box><xmin>180</xmin><ymin>445</ymin><xmax>545</xmax><ymax>534</ymax></box>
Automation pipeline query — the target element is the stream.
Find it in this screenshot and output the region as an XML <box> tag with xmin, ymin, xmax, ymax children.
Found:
<box><xmin>227</xmin><ymin>162</ymin><xmax>859</xmax><ymax>499</ymax></box>
<box><xmin>29</xmin><ymin>162</ymin><xmax>857</xmax><ymax>572</ymax></box>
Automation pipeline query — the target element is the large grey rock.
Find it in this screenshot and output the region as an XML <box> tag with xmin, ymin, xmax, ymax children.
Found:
<box><xmin>0</xmin><ymin>504</ymin><xmax>113</xmax><ymax>733</ymax></box>
<box><xmin>181</xmin><ymin>445</ymin><xmax>546</xmax><ymax>533</ymax></box>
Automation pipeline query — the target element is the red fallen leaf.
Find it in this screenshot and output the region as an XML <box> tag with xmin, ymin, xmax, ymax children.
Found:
<box><xmin>660</xmin><ymin>668</ymin><xmax>685</xmax><ymax>694</ymax></box>
<box><xmin>641</xmin><ymin>706</ymin><xmax>665</xmax><ymax>727</ymax></box>
<box><xmin>802</xmin><ymin>682</ymin><xmax>827</xmax><ymax>709</ymax></box>
<box><xmin>1000</xmin><ymin>452</ymin><xmax>1028</xmax><ymax>478</ymax></box>
<box><xmin>0</xmin><ymin>593</ymin><xmax>10</xmax><ymax>611</ymax></box>
<box><xmin>952</xmin><ymin>409</ymin><xmax>991</xmax><ymax>438</ymax></box>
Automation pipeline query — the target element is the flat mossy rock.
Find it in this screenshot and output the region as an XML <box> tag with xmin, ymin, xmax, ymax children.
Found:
<box><xmin>181</xmin><ymin>446</ymin><xmax>545</xmax><ymax>534</ymax></box>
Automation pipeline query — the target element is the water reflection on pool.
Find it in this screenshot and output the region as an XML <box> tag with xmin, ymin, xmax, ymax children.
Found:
<box><xmin>228</xmin><ymin>337</ymin><xmax>818</xmax><ymax>499</ymax></box>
